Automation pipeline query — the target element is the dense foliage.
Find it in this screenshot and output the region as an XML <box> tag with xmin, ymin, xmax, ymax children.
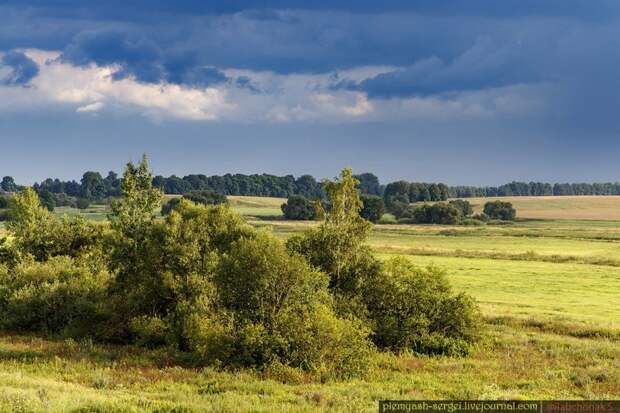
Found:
<box><xmin>287</xmin><ymin>169</ymin><xmax>480</xmax><ymax>354</ymax></box>
<box><xmin>0</xmin><ymin>161</ymin><xmax>480</xmax><ymax>380</ymax></box>
<box><xmin>162</xmin><ymin>190</ymin><xmax>228</xmax><ymax>216</ymax></box>
<box><xmin>483</xmin><ymin>200</ymin><xmax>517</xmax><ymax>221</ymax></box>
<box><xmin>281</xmin><ymin>195</ymin><xmax>318</xmax><ymax>220</ymax></box>
<box><xmin>360</xmin><ymin>195</ymin><xmax>385</xmax><ymax>223</ymax></box>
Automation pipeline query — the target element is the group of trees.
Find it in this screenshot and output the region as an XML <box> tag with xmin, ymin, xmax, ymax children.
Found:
<box><xmin>280</xmin><ymin>193</ymin><xmax>386</xmax><ymax>223</ymax></box>
<box><xmin>0</xmin><ymin>160</ymin><xmax>480</xmax><ymax>380</ymax></box>
<box><xmin>449</xmin><ymin>181</ymin><xmax>620</xmax><ymax>198</ymax></box>
<box><xmin>392</xmin><ymin>199</ymin><xmax>516</xmax><ymax>225</ymax></box>
<box><xmin>384</xmin><ymin>181</ymin><xmax>450</xmax><ymax>208</ymax></box>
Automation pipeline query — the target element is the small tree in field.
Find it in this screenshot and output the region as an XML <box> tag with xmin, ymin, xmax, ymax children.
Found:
<box><xmin>108</xmin><ymin>155</ymin><xmax>162</xmax><ymax>316</ymax></box>
<box><xmin>288</xmin><ymin>168</ymin><xmax>375</xmax><ymax>299</ymax></box>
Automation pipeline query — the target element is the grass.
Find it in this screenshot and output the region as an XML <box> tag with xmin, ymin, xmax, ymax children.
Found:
<box><xmin>466</xmin><ymin>195</ymin><xmax>620</xmax><ymax>220</ymax></box>
<box><xmin>2</xmin><ymin>195</ymin><xmax>620</xmax><ymax>410</ymax></box>
<box><xmin>0</xmin><ymin>324</ymin><xmax>618</xmax><ymax>412</ymax></box>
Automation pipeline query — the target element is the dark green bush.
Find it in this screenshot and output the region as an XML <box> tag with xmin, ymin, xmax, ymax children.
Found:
<box><xmin>281</xmin><ymin>195</ymin><xmax>317</xmax><ymax>220</ymax></box>
<box><xmin>483</xmin><ymin>200</ymin><xmax>516</xmax><ymax>220</ymax></box>
<box><xmin>401</xmin><ymin>203</ymin><xmax>461</xmax><ymax>224</ymax></box>
<box><xmin>448</xmin><ymin>199</ymin><xmax>473</xmax><ymax>217</ymax></box>
<box><xmin>362</xmin><ymin>258</ymin><xmax>480</xmax><ymax>355</ymax></box>
<box><xmin>76</xmin><ymin>197</ymin><xmax>91</xmax><ymax>209</ymax></box>
<box><xmin>360</xmin><ymin>195</ymin><xmax>385</xmax><ymax>223</ymax></box>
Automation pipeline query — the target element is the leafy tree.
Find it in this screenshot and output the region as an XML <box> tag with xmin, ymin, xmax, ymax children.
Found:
<box><xmin>281</xmin><ymin>195</ymin><xmax>317</xmax><ymax>220</ymax></box>
<box><xmin>448</xmin><ymin>199</ymin><xmax>473</xmax><ymax>217</ymax></box>
<box><xmin>354</xmin><ymin>173</ymin><xmax>383</xmax><ymax>196</ymax></box>
<box><xmin>1</xmin><ymin>176</ymin><xmax>17</xmax><ymax>193</ymax></box>
<box><xmin>37</xmin><ymin>189</ymin><xmax>56</xmax><ymax>212</ymax></box>
<box><xmin>103</xmin><ymin>171</ymin><xmax>121</xmax><ymax>197</ymax></box>
<box><xmin>81</xmin><ymin>171</ymin><xmax>106</xmax><ymax>200</ymax></box>
<box><xmin>483</xmin><ymin>200</ymin><xmax>516</xmax><ymax>220</ymax></box>
<box><xmin>108</xmin><ymin>155</ymin><xmax>163</xmax><ymax>317</ymax></box>
<box><xmin>76</xmin><ymin>198</ymin><xmax>90</xmax><ymax>210</ymax></box>
<box><xmin>360</xmin><ymin>195</ymin><xmax>385</xmax><ymax>223</ymax></box>
<box><xmin>401</xmin><ymin>203</ymin><xmax>461</xmax><ymax>225</ymax></box>
<box><xmin>287</xmin><ymin>168</ymin><xmax>374</xmax><ymax>300</ymax></box>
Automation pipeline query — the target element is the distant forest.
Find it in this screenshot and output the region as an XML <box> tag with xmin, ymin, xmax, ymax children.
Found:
<box><xmin>2</xmin><ymin>172</ymin><xmax>620</xmax><ymax>203</ymax></box>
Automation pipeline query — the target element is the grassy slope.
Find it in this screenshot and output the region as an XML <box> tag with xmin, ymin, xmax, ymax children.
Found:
<box><xmin>2</xmin><ymin>195</ymin><xmax>620</xmax><ymax>410</ymax></box>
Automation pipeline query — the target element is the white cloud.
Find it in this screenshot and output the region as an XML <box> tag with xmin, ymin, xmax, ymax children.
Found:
<box><xmin>0</xmin><ymin>49</ymin><xmax>545</xmax><ymax>123</ymax></box>
<box><xmin>76</xmin><ymin>101</ymin><xmax>105</xmax><ymax>113</ymax></box>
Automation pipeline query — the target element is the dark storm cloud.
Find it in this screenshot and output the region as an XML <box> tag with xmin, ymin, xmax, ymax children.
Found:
<box><xmin>60</xmin><ymin>29</ymin><xmax>230</xmax><ymax>86</ymax></box>
<box><xmin>1</xmin><ymin>50</ymin><xmax>39</xmax><ymax>86</ymax></box>
<box><xmin>3</xmin><ymin>0</ymin><xmax>620</xmax><ymax>136</ymax></box>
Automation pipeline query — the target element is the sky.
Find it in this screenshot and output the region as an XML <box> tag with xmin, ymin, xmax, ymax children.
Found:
<box><xmin>2</xmin><ymin>1</ymin><xmax>620</xmax><ymax>185</ymax></box>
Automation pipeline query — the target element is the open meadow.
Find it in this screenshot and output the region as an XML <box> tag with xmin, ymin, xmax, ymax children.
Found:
<box><xmin>1</xmin><ymin>195</ymin><xmax>619</xmax><ymax>411</ymax></box>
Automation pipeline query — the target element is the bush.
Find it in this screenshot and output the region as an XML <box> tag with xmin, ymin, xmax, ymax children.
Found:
<box><xmin>0</xmin><ymin>256</ymin><xmax>110</xmax><ymax>336</ymax></box>
<box><xmin>401</xmin><ymin>203</ymin><xmax>461</xmax><ymax>225</ymax></box>
<box><xmin>448</xmin><ymin>199</ymin><xmax>473</xmax><ymax>217</ymax></box>
<box><xmin>483</xmin><ymin>200</ymin><xmax>516</xmax><ymax>220</ymax></box>
<box><xmin>5</xmin><ymin>189</ymin><xmax>104</xmax><ymax>263</ymax></box>
<box><xmin>76</xmin><ymin>198</ymin><xmax>91</xmax><ymax>210</ymax></box>
<box><xmin>377</xmin><ymin>213</ymin><xmax>397</xmax><ymax>224</ymax></box>
<box><xmin>188</xmin><ymin>232</ymin><xmax>373</xmax><ymax>378</ymax></box>
<box><xmin>183</xmin><ymin>190</ymin><xmax>228</xmax><ymax>206</ymax></box>
<box><xmin>362</xmin><ymin>258</ymin><xmax>480</xmax><ymax>355</ymax></box>
<box><xmin>360</xmin><ymin>195</ymin><xmax>385</xmax><ymax>223</ymax></box>
<box><xmin>281</xmin><ymin>195</ymin><xmax>317</xmax><ymax>220</ymax></box>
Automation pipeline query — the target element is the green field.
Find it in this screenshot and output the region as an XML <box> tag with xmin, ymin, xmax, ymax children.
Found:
<box><xmin>1</xmin><ymin>195</ymin><xmax>620</xmax><ymax>411</ymax></box>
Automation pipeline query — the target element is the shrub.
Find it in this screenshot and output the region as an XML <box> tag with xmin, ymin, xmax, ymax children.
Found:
<box><xmin>448</xmin><ymin>199</ymin><xmax>473</xmax><ymax>217</ymax></box>
<box><xmin>402</xmin><ymin>203</ymin><xmax>461</xmax><ymax>224</ymax></box>
<box><xmin>362</xmin><ymin>258</ymin><xmax>480</xmax><ymax>355</ymax></box>
<box><xmin>281</xmin><ymin>195</ymin><xmax>317</xmax><ymax>220</ymax></box>
<box><xmin>5</xmin><ymin>188</ymin><xmax>104</xmax><ymax>263</ymax></box>
<box><xmin>0</xmin><ymin>256</ymin><xmax>110</xmax><ymax>336</ymax></box>
<box><xmin>483</xmin><ymin>200</ymin><xmax>516</xmax><ymax>220</ymax></box>
<box><xmin>76</xmin><ymin>198</ymin><xmax>91</xmax><ymax>210</ymax></box>
<box><xmin>190</xmin><ymin>232</ymin><xmax>373</xmax><ymax>378</ymax></box>
<box><xmin>360</xmin><ymin>195</ymin><xmax>385</xmax><ymax>223</ymax></box>
<box><xmin>377</xmin><ymin>213</ymin><xmax>397</xmax><ymax>224</ymax></box>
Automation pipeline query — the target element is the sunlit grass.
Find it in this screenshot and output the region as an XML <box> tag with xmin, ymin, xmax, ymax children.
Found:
<box><xmin>2</xmin><ymin>195</ymin><xmax>620</xmax><ymax>410</ymax></box>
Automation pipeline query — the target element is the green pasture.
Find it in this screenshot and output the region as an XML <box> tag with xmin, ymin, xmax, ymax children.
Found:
<box><xmin>1</xmin><ymin>195</ymin><xmax>620</xmax><ymax>409</ymax></box>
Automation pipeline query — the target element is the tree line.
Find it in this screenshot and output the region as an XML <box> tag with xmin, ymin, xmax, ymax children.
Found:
<box><xmin>4</xmin><ymin>171</ymin><xmax>620</xmax><ymax>208</ymax></box>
